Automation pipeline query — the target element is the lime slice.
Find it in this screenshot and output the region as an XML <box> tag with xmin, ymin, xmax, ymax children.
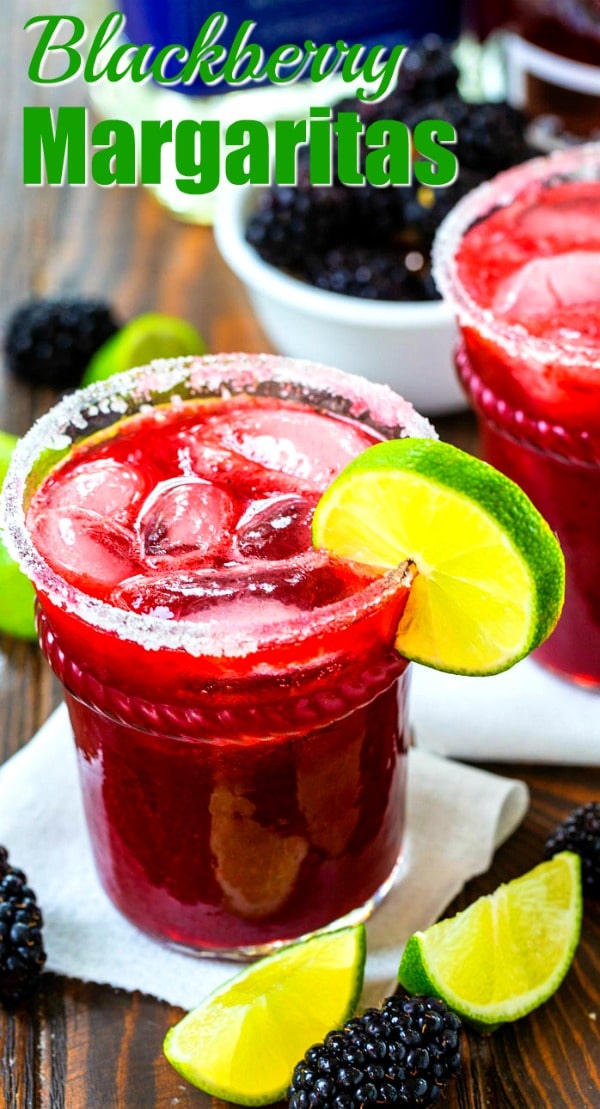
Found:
<box><xmin>0</xmin><ymin>430</ymin><xmax>18</xmax><ymax>473</ymax></box>
<box><xmin>398</xmin><ymin>852</ymin><xmax>582</xmax><ymax>1029</ymax></box>
<box><xmin>312</xmin><ymin>438</ymin><xmax>565</xmax><ymax>675</ymax></box>
<box><xmin>0</xmin><ymin>431</ymin><xmax>36</xmax><ymax>640</ymax></box>
<box><xmin>82</xmin><ymin>313</ymin><xmax>207</xmax><ymax>383</ymax></box>
<box><xmin>0</xmin><ymin>543</ymin><xmax>37</xmax><ymax>640</ymax></box>
<box><xmin>163</xmin><ymin>924</ymin><xmax>366</xmax><ymax>1104</ymax></box>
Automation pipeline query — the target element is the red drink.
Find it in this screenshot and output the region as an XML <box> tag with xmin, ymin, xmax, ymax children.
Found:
<box><xmin>434</xmin><ymin>145</ymin><xmax>600</xmax><ymax>688</ymax></box>
<box><xmin>3</xmin><ymin>355</ymin><xmax>433</xmax><ymax>954</ymax></box>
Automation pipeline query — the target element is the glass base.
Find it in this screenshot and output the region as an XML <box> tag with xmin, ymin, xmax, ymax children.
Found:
<box><xmin>163</xmin><ymin>850</ymin><xmax>406</xmax><ymax>962</ymax></box>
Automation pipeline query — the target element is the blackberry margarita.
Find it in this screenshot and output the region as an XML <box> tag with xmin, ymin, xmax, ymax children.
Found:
<box><xmin>434</xmin><ymin>145</ymin><xmax>600</xmax><ymax>688</ymax></box>
<box><xmin>2</xmin><ymin>355</ymin><xmax>434</xmax><ymax>954</ymax></box>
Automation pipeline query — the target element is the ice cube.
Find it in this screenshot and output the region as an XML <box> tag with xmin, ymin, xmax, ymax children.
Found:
<box><xmin>110</xmin><ymin>553</ymin><xmax>361</xmax><ymax>623</ymax></box>
<box><xmin>136</xmin><ymin>479</ymin><xmax>235</xmax><ymax>567</ymax></box>
<box><xmin>181</xmin><ymin>429</ymin><xmax>312</xmax><ymax>496</ymax></box>
<box><xmin>31</xmin><ymin>508</ymin><xmax>141</xmax><ymax>598</ymax></box>
<box><xmin>235</xmin><ymin>494</ymin><xmax>318</xmax><ymax>560</ymax></box>
<box><xmin>111</xmin><ymin>566</ymin><xmax>296</xmax><ymax>624</ymax></box>
<box><xmin>516</xmin><ymin>187</ymin><xmax>600</xmax><ymax>249</ymax></box>
<box><xmin>44</xmin><ymin>459</ymin><xmax>147</xmax><ymax>524</ymax></box>
<box><xmin>493</xmin><ymin>252</ymin><xmax>600</xmax><ymax>322</ymax></box>
<box><xmin>205</xmin><ymin>407</ymin><xmax>374</xmax><ymax>491</ymax></box>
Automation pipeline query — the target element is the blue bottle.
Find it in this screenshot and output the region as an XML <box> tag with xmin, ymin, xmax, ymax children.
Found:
<box><xmin>119</xmin><ymin>1</ymin><xmax>461</xmax><ymax>95</ymax></box>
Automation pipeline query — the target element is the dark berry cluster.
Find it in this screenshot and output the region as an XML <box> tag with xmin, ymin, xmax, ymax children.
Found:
<box><xmin>288</xmin><ymin>995</ymin><xmax>462</xmax><ymax>1109</ymax></box>
<box><xmin>334</xmin><ymin>35</ymin><xmax>460</xmax><ymax>125</ymax></box>
<box><xmin>395</xmin><ymin>34</ymin><xmax>461</xmax><ymax>106</ymax></box>
<box><xmin>0</xmin><ymin>846</ymin><xmax>46</xmax><ymax>1002</ymax></box>
<box><xmin>546</xmin><ymin>803</ymin><xmax>600</xmax><ymax>898</ymax></box>
<box><xmin>246</xmin><ymin>183</ymin><xmax>353</xmax><ymax>270</ymax></box>
<box><xmin>246</xmin><ymin>37</ymin><xmax>537</xmax><ymax>301</ymax></box>
<box><xmin>4</xmin><ymin>297</ymin><xmax>119</xmax><ymax>390</ymax></box>
<box><xmin>307</xmin><ymin>247</ymin><xmax>437</xmax><ymax>301</ymax></box>
<box><xmin>403</xmin><ymin>95</ymin><xmax>534</xmax><ymax>176</ymax></box>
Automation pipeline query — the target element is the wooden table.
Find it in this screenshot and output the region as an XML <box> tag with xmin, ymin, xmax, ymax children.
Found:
<box><xmin>1</xmin><ymin>4</ymin><xmax>599</xmax><ymax>1105</ymax></box>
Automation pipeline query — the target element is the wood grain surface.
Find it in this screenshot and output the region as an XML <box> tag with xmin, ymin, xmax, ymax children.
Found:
<box><xmin>1</xmin><ymin>3</ymin><xmax>599</xmax><ymax>1106</ymax></box>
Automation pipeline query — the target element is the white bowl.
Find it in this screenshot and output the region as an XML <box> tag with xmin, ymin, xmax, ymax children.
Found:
<box><xmin>214</xmin><ymin>183</ymin><xmax>465</xmax><ymax>417</ymax></box>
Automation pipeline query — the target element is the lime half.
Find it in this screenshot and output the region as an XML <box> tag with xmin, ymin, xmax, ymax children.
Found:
<box><xmin>0</xmin><ymin>431</ymin><xmax>36</xmax><ymax>640</ymax></box>
<box><xmin>164</xmin><ymin>925</ymin><xmax>366</xmax><ymax>1104</ymax></box>
<box><xmin>83</xmin><ymin>313</ymin><xmax>207</xmax><ymax>384</ymax></box>
<box><xmin>398</xmin><ymin>852</ymin><xmax>582</xmax><ymax>1029</ymax></box>
<box><xmin>312</xmin><ymin>438</ymin><xmax>565</xmax><ymax>675</ymax></box>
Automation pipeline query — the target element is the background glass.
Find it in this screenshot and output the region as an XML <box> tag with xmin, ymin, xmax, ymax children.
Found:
<box><xmin>434</xmin><ymin>146</ymin><xmax>600</xmax><ymax>689</ymax></box>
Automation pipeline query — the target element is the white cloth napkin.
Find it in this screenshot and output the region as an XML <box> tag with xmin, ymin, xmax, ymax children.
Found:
<box><xmin>0</xmin><ymin>705</ymin><xmax>528</xmax><ymax>1010</ymax></box>
<box><xmin>412</xmin><ymin>657</ymin><xmax>600</xmax><ymax>765</ymax></box>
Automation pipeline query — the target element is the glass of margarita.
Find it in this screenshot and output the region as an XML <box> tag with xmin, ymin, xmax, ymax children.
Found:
<box><xmin>434</xmin><ymin>144</ymin><xmax>600</xmax><ymax>689</ymax></box>
<box><xmin>1</xmin><ymin>354</ymin><xmax>434</xmax><ymax>955</ymax></box>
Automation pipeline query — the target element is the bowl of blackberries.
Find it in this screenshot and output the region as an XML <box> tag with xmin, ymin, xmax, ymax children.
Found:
<box><xmin>215</xmin><ymin>37</ymin><xmax>539</xmax><ymax>416</ymax></box>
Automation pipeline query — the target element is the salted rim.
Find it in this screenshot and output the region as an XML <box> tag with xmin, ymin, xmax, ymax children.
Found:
<box><xmin>432</xmin><ymin>142</ymin><xmax>600</xmax><ymax>371</ymax></box>
<box><xmin>0</xmin><ymin>353</ymin><xmax>434</xmax><ymax>657</ymax></box>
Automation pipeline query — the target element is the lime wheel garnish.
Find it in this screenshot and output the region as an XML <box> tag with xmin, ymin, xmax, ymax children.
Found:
<box><xmin>312</xmin><ymin>438</ymin><xmax>565</xmax><ymax>674</ymax></box>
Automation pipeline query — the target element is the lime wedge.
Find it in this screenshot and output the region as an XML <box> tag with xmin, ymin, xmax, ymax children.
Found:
<box><xmin>398</xmin><ymin>852</ymin><xmax>582</xmax><ymax>1029</ymax></box>
<box><xmin>0</xmin><ymin>544</ymin><xmax>37</xmax><ymax>640</ymax></box>
<box><xmin>82</xmin><ymin>313</ymin><xmax>207</xmax><ymax>384</ymax></box>
<box><xmin>312</xmin><ymin>438</ymin><xmax>565</xmax><ymax>675</ymax></box>
<box><xmin>163</xmin><ymin>924</ymin><xmax>366</xmax><ymax>1104</ymax></box>
<box><xmin>0</xmin><ymin>430</ymin><xmax>18</xmax><ymax>474</ymax></box>
<box><xmin>0</xmin><ymin>431</ymin><xmax>36</xmax><ymax>640</ymax></box>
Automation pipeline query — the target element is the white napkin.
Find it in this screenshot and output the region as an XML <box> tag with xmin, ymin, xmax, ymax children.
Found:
<box><xmin>412</xmin><ymin>657</ymin><xmax>600</xmax><ymax>765</ymax></box>
<box><xmin>0</xmin><ymin>705</ymin><xmax>527</xmax><ymax>1010</ymax></box>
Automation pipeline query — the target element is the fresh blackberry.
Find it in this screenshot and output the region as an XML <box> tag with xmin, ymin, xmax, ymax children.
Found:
<box><xmin>405</xmin><ymin>261</ymin><xmax>441</xmax><ymax>301</ymax></box>
<box><xmin>308</xmin><ymin>245</ymin><xmax>440</xmax><ymax>302</ymax></box>
<box><xmin>405</xmin><ymin>94</ymin><xmax>535</xmax><ymax>176</ymax></box>
<box><xmin>288</xmin><ymin>995</ymin><xmax>462</xmax><ymax>1109</ymax></box>
<box><xmin>545</xmin><ymin>803</ymin><xmax>600</xmax><ymax>898</ymax></box>
<box><xmin>397</xmin><ymin>36</ymin><xmax>459</xmax><ymax>104</ymax></box>
<box><xmin>245</xmin><ymin>181</ymin><xmax>352</xmax><ymax>271</ymax></box>
<box><xmin>0</xmin><ymin>846</ymin><xmax>46</xmax><ymax>1002</ymax></box>
<box><xmin>454</xmin><ymin>100</ymin><xmax>536</xmax><ymax>174</ymax></box>
<box><xmin>401</xmin><ymin>168</ymin><xmax>487</xmax><ymax>248</ymax></box>
<box><xmin>246</xmin><ymin>53</ymin><xmax>536</xmax><ymax>303</ymax></box>
<box><xmin>350</xmin><ymin>185</ymin><xmax>405</xmax><ymax>245</ymax></box>
<box><xmin>332</xmin><ymin>38</ymin><xmax>457</xmax><ymax>131</ymax></box>
<box><xmin>334</xmin><ymin>84</ymin><xmax>416</xmax><ymax>132</ymax></box>
<box><xmin>401</xmin><ymin>95</ymin><xmax>534</xmax><ymax>250</ymax></box>
<box><xmin>4</xmin><ymin>297</ymin><xmax>119</xmax><ymax>390</ymax></box>
<box><xmin>334</xmin><ymin>94</ymin><xmax>392</xmax><ymax>128</ymax></box>
<box><xmin>404</xmin><ymin>92</ymin><xmax>470</xmax><ymax>152</ymax></box>
<box><xmin>307</xmin><ymin>246</ymin><xmax>435</xmax><ymax>301</ymax></box>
